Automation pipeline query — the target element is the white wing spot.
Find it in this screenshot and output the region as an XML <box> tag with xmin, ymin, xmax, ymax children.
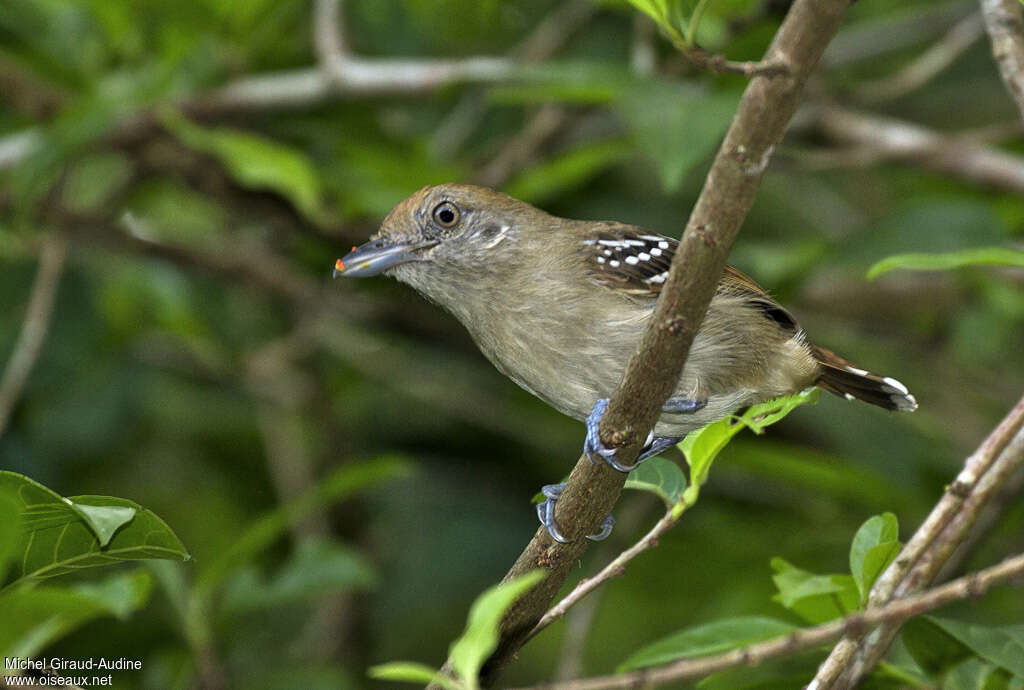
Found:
<box><xmin>844</xmin><ymin>366</ymin><xmax>869</xmax><ymax>376</ymax></box>
<box><xmin>844</xmin><ymin>393</ymin><xmax>856</xmax><ymax>401</ymax></box>
<box><xmin>638</xmin><ymin>252</ymin><xmax>650</xmax><ymax>261</ymax></box>
<box><xmin>596</xmin><ymin>256</ymin><xmax>605</xmax><ymax>264</ymax></box>
<box><xmin>625</xmin><ymin>255</ymin><xmax>639</xmax><ymax>265</ymax></box>
<box><xmin>609</xmin><ymin>260</ymin><xmax>620</xmax><ymax>267</ymax></box>
<box><xmin>658</xmin><ymin>241</ymin><xmax>669</xmax><ymax>249</ymax></box>
<box><xmin>650</xmin><ymin>247</ymin><xmax>662</xmax><ymax>256</ymax></box>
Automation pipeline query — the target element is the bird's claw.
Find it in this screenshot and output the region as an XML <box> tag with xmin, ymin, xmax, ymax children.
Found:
<box><xmin>536</xmin><ymin>483</ymin><xmax>615</xmax><ymax>543</ymax></box>
<box><xmin>584</xmin><ymin>398</ymin><xmax>683</xmax><ymax>472</ymax></box>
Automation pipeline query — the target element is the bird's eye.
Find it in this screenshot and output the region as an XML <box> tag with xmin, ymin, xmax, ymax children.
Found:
<box><xmin>432</xmin><ymin>201</ymin><xmax>460</xmax><ymax>228</ymax></box>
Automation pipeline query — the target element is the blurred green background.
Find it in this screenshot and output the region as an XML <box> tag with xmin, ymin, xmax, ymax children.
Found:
<box><xmin>1</xmin><ymin>0</ymin><xmax>1022</xmax><ymax>688</ymax></box>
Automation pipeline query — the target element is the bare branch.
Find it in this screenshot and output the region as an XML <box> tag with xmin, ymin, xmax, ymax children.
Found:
<box><xmin>681</xmin><ymin>47</ymin><xmax>790</xmax><ymax>78</ymax></box>
<box><xmin>981</xmin><ymin>0</ymin><xmax>1024</xmax><ymax>121</ymax></box>
<box><xmin>855</xmin><ymin>12</ymin><xmax>984</xmax><ymax>102</ymax></box>
<box><xmin>462</xmin><ymin>0</ymin><xmax>854</xmax><ymax>683</ymax></box>
<box><xmin>509</xmin><ymin>550</ymin><xmax>1024</xmax><ymax>690</ymax></box>
<box><xmin>824</xmin><ymin>0</ymin><xmax>974</xmax><ymax>68</ymax></box>
<box><xmin>0</xmin><ymin>235</ymin><xmax>67</xmax><ymax>439</ymax></box>
<box><xmin>314</xmin><ymin>0</ymin><xmax>349</xmax><ymax>79</ymax></box>
<box><xmin>810</xmin><ymin>396</ymin><xmax>1024</xmax><ymax>688</ymax></box>
<box><xmin>476</xmin><ymin>105</ymin><xmax>568</xmax><ymax>188</ymax></box>
<box><xmin>530</xmin><ymin>506</ymin><xmax>681</xmax><ymax>639</ymax></box>
<box><xmin>810</xmin><ymin>105</ymin><xmax>1024</xmax><ymax>193</ymax></box>
<box><xmin>191</xmin><ymin>58</ymin><xmax>516</xmax><ymax>114</ymax></box>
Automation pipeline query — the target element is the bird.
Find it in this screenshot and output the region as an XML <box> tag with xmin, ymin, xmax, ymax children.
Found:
<box><xmin>333</xmin><ymin>184</ymin><xmax>917</xmax><ymax>542</ymax></box>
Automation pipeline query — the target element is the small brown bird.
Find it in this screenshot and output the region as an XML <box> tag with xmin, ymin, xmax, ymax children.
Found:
<box><xmin>335</xmin><ymin>184</ymin><xmax>916</xmax><ymax>541</ymax></box>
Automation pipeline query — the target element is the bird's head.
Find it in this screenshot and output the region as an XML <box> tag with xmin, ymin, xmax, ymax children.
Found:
<box><xmin>333</xmin><ymin>184</ymin><xmax>549</xmax><ymax>296</ymax></box>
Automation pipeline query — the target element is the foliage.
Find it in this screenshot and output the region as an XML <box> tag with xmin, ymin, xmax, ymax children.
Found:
<box><xmin>867</xmin><ymin>247</ymin><xmax>1024</xmax><ymax>280</ymax></box>
<box><xmin>1</xmin><ymin>0</ymin><xmax>1023</xmax><ymax>687</ymax></box>
<box><xmin>0</xmin><ymin>473</ymin><xmax>177</xmax><ymax>666</ymax></box>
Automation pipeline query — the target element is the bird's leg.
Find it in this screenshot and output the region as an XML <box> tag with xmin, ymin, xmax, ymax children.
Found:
<box><xmin>584</xmin><ymin>398</ymin><xmax>687</xmax><ymax>472</ymax></box>
<box><xmin>538</xmin><ymin>399</ymin><xmax>688</xmax><ymax>542</ymax></box>
<box><xmin>537</xmin><ymin>483</ymin><xmax>614</xmax><ymax>543</ymax></box>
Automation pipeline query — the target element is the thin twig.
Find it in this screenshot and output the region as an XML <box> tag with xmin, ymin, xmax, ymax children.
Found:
<box><xmin>810</xmin><ymin>396</ymin><xmax>1024</xmax><ymax>688</ymax></box>
<box><xmin>314</xmin><ymin>0</ymin><xmax>348</xmax><ymax>79</ymax></box>
<box><xmin>477</xmin><ymin>105</ymin><xmax>568</xmax><ymax>189</ymax></box>
<box><xmin>981</xmin><ymin>0</ymin><xmax>1024</xmax><ymax>121</ymax></box>
<box><xmin>855</xmin><ymin>12</ymin><xmax>984</xmax><ymax>102</ymax></box>
<box><xmin>507</xmin><ymin>550</ymin><xmax>1024</xmax><ymax>690</ymax></box>
<box><xmin>0</xmin><ymin>235</ymin><xmax>68</xmax><ymax>439</ymax></box>
<box><xmin>682</xmin><ymin>47</ymin><xmax>790</xmax><ymax>78</ymax></box>
<box><xmin>530</xmin><ymin>507</ymin><xmax>680</xmax><ymax>638</ymax></box>
<box><xmin>551</xmin><ymin>497</ymin><xmax>655</xmax><ymax>681</ymax></box>
<box><xmin>430</xmin><ymin>0</ymin><xmax>596</xmax><ymax>160</ymax></box>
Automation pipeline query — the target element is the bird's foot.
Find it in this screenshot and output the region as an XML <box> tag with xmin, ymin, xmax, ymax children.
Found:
<box><xmin>536</xmin><ymin>483</ymin><xmax>615</xmax><ymax>543</ymax></box>
<box><xmin>584</xmin><ymin>398</ymin><xmax>685</xmax><ymax>472</ymax></box>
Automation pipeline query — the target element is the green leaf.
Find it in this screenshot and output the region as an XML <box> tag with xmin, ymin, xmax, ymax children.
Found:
<box><xmin>617</xmin><ymin>81</ymin><xmax>742</xmax><ymax>191</ymax></box>
<box><xmin>945</xmin><ymin>657</ymin><xmax>1015</xmax><ymax>690</ymax></box>
<box><xmin>902</xmin><ymin>617</ymin><xmax>975</xmax><ymax>678</ymax></box>
<box><xmin>849</xmin><ymin>512</ymin><xmax>900</xmax><ymax>605</ymax></box>
<box><xmin>680</xmin><ymin>389</ymin><xmax>818</xmax><ymax>505</ymax></box>
<box><xmin>69</xmin><ymin>568</ymin><xmax>155</xmax><ymax>620</ymax></box>
<box><xmin>0</xmin><ymin>570</ymin><xmax>152</xmax><ymax>659</ymax></box>
<box><xmin>368</xmin><ymin>662</ymin><xmax>460</xmax><ymax>690</ymax></box>
<box><xmin>160</xmin><ymin>109</ymin><xmax>324</xmax><ymax>221</ymax></box>
<box><xmin>448</xmin><ymin>571</ymin><xmax>546</xmax><ymax>690</ymax></box>
<box><xmin>927</xmin><ymin>617</ymin><xmax>1024</xmax><ymax>677</ymax></box>
<box><xmin>623</xmin><ymin>0</ymin><xmax>685</xmax><ymax>44</ymax></box>
<box><xmin>624</xmin><ymin>456</ymin><xmax>687</xmax><ymax>506</ymax></box>
<box><xmin>504</xmin><ymin>139</ymin><xmax>632</xmax><ymax>205</ymax></box>
<box><xmin>737</xmin><ymin>388</ymin><xmax>821</xmax><ymax>433</ymax></box>
<box><xmin>220</xmin><ymin>537</ymin><xmax>376</xmax><ymax>614</ymax></box>
<box><xmin>867</xmin><ymin>248</ymin><xmax>1024</xmax><ymax>280</ymax></box>
<box><xmin>770</xmin><ymin>557</ymin><xmax>858</xmax><ymax>624</ymax></box>
<box><xmin>0</xmin><ymin>471</ymin><xmax>189</xmax><ymax>587</ymax></box>
<box><xmin>619</xmin><ymin>616</ymin><xmax>796</xmax><ymax>671</ymax></box>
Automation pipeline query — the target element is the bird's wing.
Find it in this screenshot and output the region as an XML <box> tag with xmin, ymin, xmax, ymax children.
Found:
<box><xmin>581</xmin><ymin>224</ymin><xmax>798</xmax><ymax>332</ymax></box>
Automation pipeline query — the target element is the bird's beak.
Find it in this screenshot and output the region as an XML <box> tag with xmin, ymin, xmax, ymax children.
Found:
<box><xmin>333</xmin><ymin>238</ymin><xmax>438</xmax><ymax>278</ymax></box>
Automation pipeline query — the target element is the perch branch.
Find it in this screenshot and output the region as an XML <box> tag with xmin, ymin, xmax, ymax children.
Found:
<box><xmin>451</xmin><ymin>0</ymin><xmax>854</xmax><ymax>684</ymax></box>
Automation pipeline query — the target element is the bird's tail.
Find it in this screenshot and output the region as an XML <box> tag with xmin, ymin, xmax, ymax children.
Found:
<box><xmin>811</xmin><ymin>345</ymin><xmax>917</xmax><ymax>412</ymax></box>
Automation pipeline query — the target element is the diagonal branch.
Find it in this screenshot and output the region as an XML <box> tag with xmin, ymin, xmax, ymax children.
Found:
<box><xmin>809</xmin><ymin>395</ymin><xmax>1024</xmax><ymax>688</ymax></box>
<box><xmin>0</xmin><ymin>234</ymin><xmax>68</xmax><ymax>439</ymax></box>
<box><xmin>508</xmin><ymin>550</ymin><xmax>1024</xmax><ymax>690</ymax></box>
<box><xmin>458</xmin><ymin>0</ymin><xmax>854</xmax><ymax>684</ymax></box>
